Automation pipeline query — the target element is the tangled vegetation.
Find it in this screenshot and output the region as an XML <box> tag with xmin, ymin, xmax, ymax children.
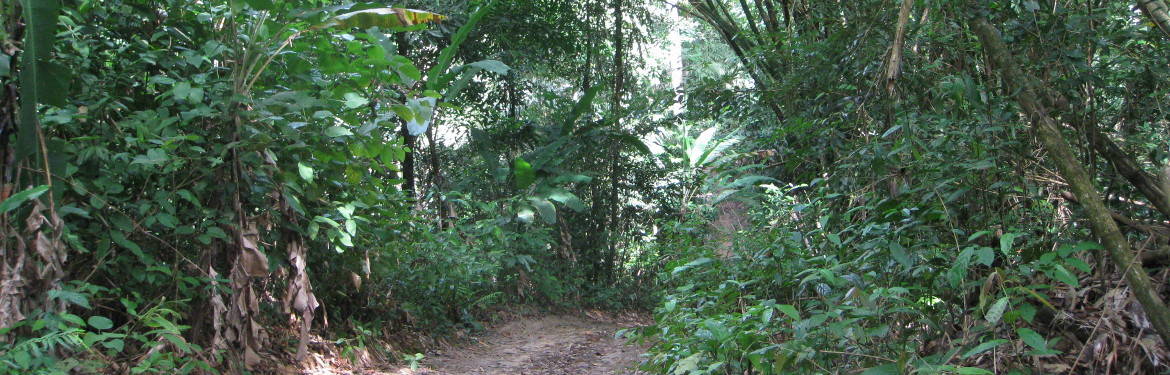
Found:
<box><xmin>2</xmin><ymin>0</ymin><xmax>1170</xmax><ymax>374</ymax></box>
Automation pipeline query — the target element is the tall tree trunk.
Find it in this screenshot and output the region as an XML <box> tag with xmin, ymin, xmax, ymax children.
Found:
<box><xmin>604</xmin><ymin>0</ymin><xmax>626</xmax><ymax>283</ymax></box>
<box><xmin>972</xmin><ymin>17</ymin><xmax>1170</xmax><ymax>346</ymax></box>
<box><xmin>582</xmin><ymin>0</ymin><xmax>595</xmax><ymax>91</ymax></box>
<box><xmin>612</xmin><ymin>0</ymin><xmax>625</xmax><ymax>108</ymax></box>
<box><xmin>397</xmin><ymin>33</ymin><xmax>416</xmax><ymax>198</ymax></box>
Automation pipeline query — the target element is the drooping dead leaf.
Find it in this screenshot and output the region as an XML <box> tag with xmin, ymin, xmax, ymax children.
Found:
<box><xmin>362</xmin><ymin>250</ymin><xmax>371</xmax><ymax>276</ymax></box>
<box><xmin>225</xmin><ymin>220</ymin><xmax>271</xmax><ymax>371</ymax></box>
<box><xmin>24</xmin><ymin>201</ymin><xmax>45</xmax><ymax>232</ymax></box>
<box><xmin>239</xmin><ymin>223</ymin><xmax>269</xmax><ymax>277</ymax></box>
<box><xmin>2</xmin><ymin>199</ymin><xmax>66</xmax><ymax>343</ymax></box>
<box><xmin>0</xmin><ymin>253</ymin><xmax>28</xmax><ymax>337</ymax></box>
<box><xmin>350</xmin><ymin>272</ymin><xmax>362</xmax><ymax>291</ymax></box>
<box><xmin>207</xmin><ymin>266</ymin><xmax>229</xmax><ymax>354</ymax></box>
<box><xmin>283</xmin><ymin>239</ymin><xmax>319</xmax><ymax>361</ymax></box>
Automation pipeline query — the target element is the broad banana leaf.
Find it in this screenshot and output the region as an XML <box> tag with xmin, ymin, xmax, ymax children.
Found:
<box><xmin>17</xmin><ymin>0</ymin><xmax>68</xmax><ymax>162</ymax></box>
<box><xmin>324</xmin><ymin>8</ymin><xmax>446</xmax><ymax>30</ymax></box>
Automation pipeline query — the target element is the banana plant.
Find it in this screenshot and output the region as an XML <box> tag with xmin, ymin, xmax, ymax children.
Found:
<box><xmin>231</xmin><ymin>4</ymin><xmax>448</xmax><ymax>98</ymax></box>
<box><xmin>656</xmin><ymin>122</ymin><xmax>774</xmax><ymax>215</ymax></box>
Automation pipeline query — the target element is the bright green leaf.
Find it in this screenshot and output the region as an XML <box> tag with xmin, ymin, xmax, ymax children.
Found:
<box><xmin>861</xmin><ymin>363</ymin><xmax>900</xmax><ymax>375</ymax></box>
<box><xmin>962</xmin><ymin>339</ymin><xmax>1008</xmax><ymax>359</ymax></box>
<box><xmin>0</xmin><ymin>185</ymin><xmax>49</xmax><ymax>214</ymax></box>
<box><xmin>131</xmin><ymin>148</ymin><xmax>169</xmax><ymax>166</ymax></box>
<box><xmin>425</xmin><ymin>1</ymin><xmax>495</xmax><ymax>91</ymax></box>
<box><xmin>298</xmin><ymin>162</ymin><xmax>314</xmax><ymax>182</ymax></box>
<box><xmin>87</xmin><ymin>316</ymin><xmax>114</xmax><ymax>330</ymax></box>
<box><xmin>343</xmin><ymin>93</ymin><xmax>369</xmax><ymax>109</ymax></box>
<box><xmin>1048</xmin><ymin>264</ymin><xmax>1079</xmax><ymax>287</ymax></box>
<box><xmin>777</xmin><ymin>304</ymin><xmax>800</xmax><ymax>320</ymax></box>
<box><xmin>985</xmin><ymin>297</ymin><xmax>1009</xmax><ymax>325</ymax></box>
<box><xmin>102</xmin><ymin>339</ymin><xmax>125</xmax><ymax>352</ymax></box>
<box><xmin>516</xmin><ymin>208</ymin><xmax>534</xmax><ymax>223</ymax></box>
<box><xmin>47</xmin><ymin>290</ymin><xmax>91</xmax><ymax>309</ymax></box>
<box><xmin>513</xmin><ymin>158</ymin><xmax>535</xmax><ymax>190</ymax></box>
<box><xmin>468</xmin><ymin>59</ymin><xmax>510</xmax><ymax>75</ymax></box>
<box><xmin>1000</xmin><ymin>233</ymin><xmax>1020</xmax><ymax>255</ymax></box>
<box><xmin>390</xmin><ymin>55</ymin><xmax>422</xmax><ymax>83</ymax></box>
<box><xmin>326</xmin><ymin>126</ymin><xmax>353</xmax><ymax>137</ymax></box>
<box><xmin>1017</xmin><ymin>328</ymin><xmax>1046</xmax><ymax>350</ymax></box>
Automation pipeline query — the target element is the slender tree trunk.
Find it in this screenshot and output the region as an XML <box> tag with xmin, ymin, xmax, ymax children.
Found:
<box><xmin>582</xmin><ymin>0</ymin><xmax>595</xmax><ymax>91</ymax></box>
<box><xmin>397</xmin><ymin>33</ymin><xmax>416</xmax><ymax>198</ymax></box>
<box><xmin>755</xmin><ymin>0</ymin><xmax>778</xmax><ymax>34</ymax></box>
<box><xmin>737</xmin><ymin>0</ymin><xmax>764</xmax><ymax>39</ymax></box>
<box><xmin>400</xmin><ymin>117</ymin><xmax>417</xmax><ymax>197</ymax></box>
<box><xmin>506</xmin><ymin>76</ymin><xmax>518</xmax><ymax>119</ymax></box>
<box><xmin>781</xmin><ymin>0</ymin><xmax>792</xmax><ymax>32</ymax></box>
<box><xmin>689</xmin><ymin>0</ymin><xmax>785</xmax><ymax>121</ymax></box>
<box><xmin>668</xmin><ymin>3</ymin><xmax>686</xmax><ymax>115</ymax></box>
<box><xmin>1078</xmin><ymin>118</ymin><xmax>1170</xmax><ymax>218</ymax></box>
<box><xmin>972</xmin><ymin>17</ymin><xmax>1170</xmax><ymax>345</ymax></box>
<box><xmin>885</xmin><ymin>0</ymin><xmax>913</xmax><ymax>96</ymax></box>
<box><xmin>427</xmin><ymin>120</ymin><xmax>444</xmax><ymax>228</ymax></box>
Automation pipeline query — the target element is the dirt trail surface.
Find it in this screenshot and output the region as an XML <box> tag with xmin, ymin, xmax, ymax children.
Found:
<box><xmin>404</xmin><ymin>314</ymin><xmax>648</xmax><ymax>375</ymax></box>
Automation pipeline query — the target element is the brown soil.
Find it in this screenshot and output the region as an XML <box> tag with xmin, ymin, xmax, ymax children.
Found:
<box><xmin>397</xmin><ymin>314</ymin><xmax>649</xmax><ymax>375</ymax></box>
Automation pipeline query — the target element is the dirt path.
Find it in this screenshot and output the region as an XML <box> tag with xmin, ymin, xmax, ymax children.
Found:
<box><xmin>401</xmin><ymin>314</ymin><xmax>648</xmax><ymax>375</ymax></box>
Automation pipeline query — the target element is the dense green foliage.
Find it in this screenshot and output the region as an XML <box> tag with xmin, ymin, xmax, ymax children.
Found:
<box><xmin>0</xmin><ymin>0</ymin><xmax>656</xmax><ymax>372</ymax></box>
<box><xmin>2</xmin><ymin>0</ymin><xmax>1170</xmax><ymax>374</ymax></box>
<box><xmin>636</xmin><ymin>1</ymin><xmax>1170</xmax><ymax>374</ymax></box>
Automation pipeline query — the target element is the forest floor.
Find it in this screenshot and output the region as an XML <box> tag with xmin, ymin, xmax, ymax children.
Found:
<box><xmin>387</xmin><ymin>312</ymin><xmax>650</xmax><ymax>375</ymax></box>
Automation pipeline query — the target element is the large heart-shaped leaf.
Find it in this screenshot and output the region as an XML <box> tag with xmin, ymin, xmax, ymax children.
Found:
<box><xmin>467</xmin><ymin>60</ymin><xmax>510</xmax><ymax>75</ymax></box>
<box><xmin>529</xmin><ymin>198</ymin><xmax>556</xmax><ymax>224</ymax></box>
<box><xmin>404</xmin><ymin>97</ymin><xmax>437</xmax><ymax>136</ymax></box>
<box><xmin>513</xmin><ymin>158</ymin><xmax>535</xmax><ymax>190</ymax></box>
<box><xmin>546</xmin><ymin>189</ymin><xmax>586</xmax><ymax>212</ymax></box>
